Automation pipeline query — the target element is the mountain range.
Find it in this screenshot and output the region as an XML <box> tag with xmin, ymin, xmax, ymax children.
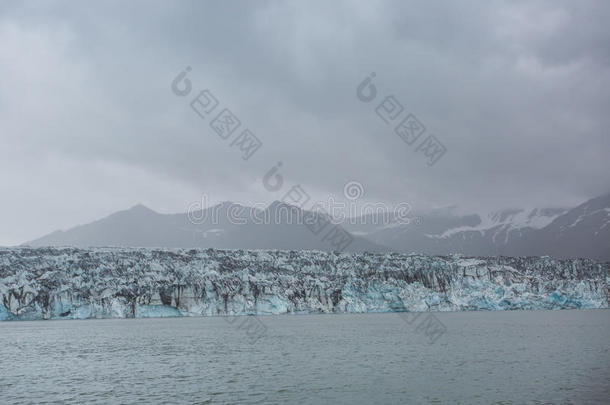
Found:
<box><xmin>25</xmin><ymin>193</ymin><xmax>610</xmax><ymax>261</ymax></box>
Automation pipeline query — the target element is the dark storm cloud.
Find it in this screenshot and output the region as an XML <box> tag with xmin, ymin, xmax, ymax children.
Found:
<box><xmin>1</xmin><ymin>0</ymin><xmax>609</xmax><ymax>245</ymax></box>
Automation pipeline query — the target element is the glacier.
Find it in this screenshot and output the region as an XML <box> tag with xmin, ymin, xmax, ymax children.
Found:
<box><xmin>0</xmin><ymin>247</ymin><xmax>608</xmax><ymax>321</ymax></box>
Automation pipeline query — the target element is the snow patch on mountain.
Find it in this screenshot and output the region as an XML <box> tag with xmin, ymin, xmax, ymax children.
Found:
<box><xmin>431</xmin><ymin>208</ymin><xmax>567</xmax><ymax>243</ymax></box>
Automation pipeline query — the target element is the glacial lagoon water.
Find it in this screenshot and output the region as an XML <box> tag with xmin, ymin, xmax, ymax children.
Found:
<box><xmin>1</xmin><ymin>310</ymin><xmax>608</xmax><ymax>404</ymax></box>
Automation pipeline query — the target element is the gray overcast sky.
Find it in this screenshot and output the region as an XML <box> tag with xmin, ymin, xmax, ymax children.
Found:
<box><xmin>1</xmin><ymin>0</ymin><xmax>609</xmax><ymax>245</ymax></box>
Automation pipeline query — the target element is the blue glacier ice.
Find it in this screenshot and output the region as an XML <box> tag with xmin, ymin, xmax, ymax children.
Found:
<box><xmin>0</xmin><ymin>247</ymin><xmax>608</xmax><ymax>321</ymax></box>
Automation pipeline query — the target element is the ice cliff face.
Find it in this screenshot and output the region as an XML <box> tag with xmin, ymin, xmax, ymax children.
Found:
<box><xmin>0</xmin><ymin>247</ymin><xmax>608</xmax><ymax>321</ymax></box>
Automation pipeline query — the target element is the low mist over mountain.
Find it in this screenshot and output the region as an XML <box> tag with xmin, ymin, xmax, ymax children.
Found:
<box><xmin>27</xmin><ymin>201</ymin><xmax>385</xmax><ymax>253</ymax></box>
<box><xmin>26</xmin><ymin>194</ymin><xmax>610</xmax><ymax>261</ymax></box>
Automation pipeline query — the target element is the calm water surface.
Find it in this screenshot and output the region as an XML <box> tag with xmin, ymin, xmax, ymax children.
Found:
<box><xmin>1</xmin><ymin>310</ymin><xmax>608</xmax><ymax>404</ymax></box>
